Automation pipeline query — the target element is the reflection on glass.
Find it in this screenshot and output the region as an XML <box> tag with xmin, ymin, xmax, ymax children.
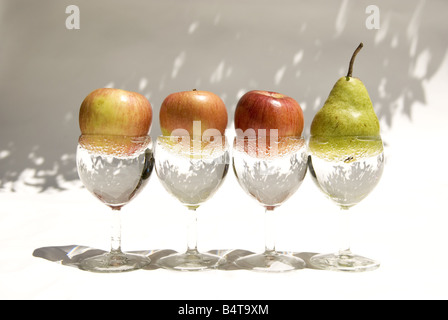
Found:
<box><xmin>232</xmin><ymin>136</ymin><xmax>308</xmax><ymax>272</ymax></box>
<box><xmin>154</xmin><ymin>136</ymin><xmax>230</xmax><ymax>271</ymax></box>
<box><xmin>76</xmin><ymin>135</ymin><xmax>153</xmax><ymax>273</ymax></box>
<box><xmin>308</xmin><ymin>135</ymin><xmax>384</xmax><ymax>272</ymax></box>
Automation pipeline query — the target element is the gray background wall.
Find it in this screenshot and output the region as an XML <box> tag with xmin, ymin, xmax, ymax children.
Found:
<box><xmin>1</xmin><ymin>0</ymin><xmax>447</xmax><ymax>192</ymax></box>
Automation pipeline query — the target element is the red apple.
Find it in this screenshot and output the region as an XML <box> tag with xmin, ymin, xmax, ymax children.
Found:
<box><xmin>234</xmin><ymin>90</ymin><xmax>304</xmax><ymax>137</ymax></box>
<box><xmin>159</xmin><ymin>89</ymin><xmax>228</xmax><ymax>138</ymax></box>
<box><xmin>79</xmin><ymin>88</ymin><xmax>152</xmax><ymax>136</ymax></box>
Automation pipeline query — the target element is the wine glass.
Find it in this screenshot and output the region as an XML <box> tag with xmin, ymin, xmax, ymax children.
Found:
<box><xmin>76</xmin><ymin>134</ymin><xmax>154</xmax><ymax>272</ymax></box>
<box><xmin>154</xmin><ymin>135</ymin><xmax>230</xmax><ymax>271</ymax></box>
<box><xmin>308</xmin><ymin>135</ymin><xmax>385</xmax><ymax>272</ymax></box>
<box><xmin>232</xmin><ymin>136</ymin><xmax>308</xmax><ymax>272</ymax></box>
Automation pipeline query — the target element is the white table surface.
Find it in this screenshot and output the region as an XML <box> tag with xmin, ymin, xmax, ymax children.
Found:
<box><xmin>1</xmin><ymin>164</ymin><xmax>447</xmax><ymax>300</ymax></box>
<box><xmin>2</xmin><ymin>65</ymin><xmax>448</xmax><ymax>299</ymax></box>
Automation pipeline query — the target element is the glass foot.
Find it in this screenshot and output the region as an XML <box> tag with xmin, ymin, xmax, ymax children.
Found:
<box><xmin>310</xmin><ymin>252</ymin><xmax>380</xmax><ymax>272</ymax></box>
<box><xmin>234</xmin><ymin>251</ymin><xmax>306</xmax><ymax>272</ymax></box>
<box><xmin>156</xmin><ymin>250</ymin><xmax>221</xmax><ymax>271</ymax></box>
<box><xmin>79</xmin><ymin>251</ymin><xmax>150</xmax><ymax>273</ymax></box>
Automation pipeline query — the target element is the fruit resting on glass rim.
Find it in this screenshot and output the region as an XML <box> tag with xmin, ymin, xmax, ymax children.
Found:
<box><xmin>78</xmin><ymin>135</ymin><xmax>151</xmax><ymax>157</ymax></box>
<box><xmin>308</xmin><ymin>135</ymin><xmax>383</xmax><ymax>163</ymax></box>
<box><xmin>235</xmin><ymin>90</ymin><xmax>304</xmax><ymax>138</ymax></box>
<box><xmin>79</xmin><ymin>88</ymin><xmax>153</xmax><ymax>137</ymax></box>
<box><xmin>310</xmin><ymin>43</ymin><xmax>381</xmax><ymax>160</ymax></box>
<box><xmin>159</xmin><ymin>89</ymin><xmax>228</xmax><ymax>138</ymax></box>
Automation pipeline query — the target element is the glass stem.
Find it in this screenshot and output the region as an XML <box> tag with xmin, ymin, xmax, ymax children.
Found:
<box><xmin>338</xmin><ymin>206</ymin><xmax>352</xmax><ymax>258</ymax></box>
<box><xmin>110</xmin><ymin>207</ymin><xmax>122</xmax><ymax>254</ymax></box>
<box><xmin>264</xmin><ymin>207</ymin><xmax>276</xmax><ymax>254</ymax></box>
<box><xmin>186</xmin><ymin>207</ymin><xmax>199</xmax><ymax>254</ymax></box>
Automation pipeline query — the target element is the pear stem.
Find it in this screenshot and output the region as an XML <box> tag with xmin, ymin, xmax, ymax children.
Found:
<box><xmin>346</xmin><ymin>42</ymin><xmax>363</xmax><ymax>79</ymax></box>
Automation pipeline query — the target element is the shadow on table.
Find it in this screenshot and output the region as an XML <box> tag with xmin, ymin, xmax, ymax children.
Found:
<box><xmin>33</xmin><ymin>245</ymin><xmax>320</xmax><ymax>271</ymax></box>
<box><xmin>32</xmin><ymin>245</ymin><xmax>176</xmax><ymax>271</ymax></box>
<box><xmin>214</xmin><ymin>249</ymin><xmax>320</xmax><ymax>270</ymax></box>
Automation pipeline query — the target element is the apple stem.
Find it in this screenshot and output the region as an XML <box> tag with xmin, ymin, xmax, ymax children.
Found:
<box><xmin>192</xmin><ymin>88</ymin><xmax>197</xmax><ymax>91</ymax></box>
<box><xmin>346</xmin><ymin>42</ymin><xmax>363</xmax><ymax>79</ymax></box>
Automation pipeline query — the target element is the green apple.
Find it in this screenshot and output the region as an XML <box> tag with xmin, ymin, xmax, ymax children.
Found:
<box><xmin>79</xmin><ymin>88</ymin><xmax>152</xmax><ymax>136</ymax></box>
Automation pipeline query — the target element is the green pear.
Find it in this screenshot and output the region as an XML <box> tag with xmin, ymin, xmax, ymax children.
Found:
<box><xmin>310</xmin><ymin>43</ymin><xmax>382</xmax><ymax>162</ymax></box>
<box><xmin>311</xmin><ymin>43</ymin><xmax>379</xmax><ymax>137</ymax></box>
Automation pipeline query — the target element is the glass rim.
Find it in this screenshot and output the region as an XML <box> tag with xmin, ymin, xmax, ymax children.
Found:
<box><xmin>309</xmin><ymin>135</ymin><xmax>382</xmax><ymax>140</ymax></box>
<box><xmin>77</xmin><ymin>135</ymin><xmax>152</xmax><ymax>157</ymax></box>
<box><xmin>78</xmin><ymin>133</ymin><xmax>151</xmax><ymax>139</ymax></box>
<box><xmin>156</xmin><ymin>134</ymin><xmax>227</xmax><ymax>142</ymax></box>
<box><xmin>233</xmin><ymin>135</ymin><xmax>306</xmax><ymax>140</ymax></box>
